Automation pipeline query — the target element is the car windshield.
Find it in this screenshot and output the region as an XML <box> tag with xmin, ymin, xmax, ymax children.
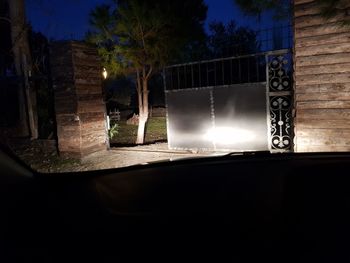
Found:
<box><xmin>1</xmin><ymin>0</ymin><xmax>349</xmax><ymax>173</ymax></box>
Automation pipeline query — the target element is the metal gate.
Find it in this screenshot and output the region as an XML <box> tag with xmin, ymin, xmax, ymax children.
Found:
<box><xmin>163</xmin><ymin>49</ymin><xmax>293</xmax><ymax>153</ymax></box>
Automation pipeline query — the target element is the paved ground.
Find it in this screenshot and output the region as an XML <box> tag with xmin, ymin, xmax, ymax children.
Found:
<box><xmin>81</xmin><ymin>143</ymin><xmax>215</xmax><ymax>171</ymax></box>
<box><xmin>8</xmin><ymin>139</ymin><xmax>225</xmax><ymax>173</ymax></box>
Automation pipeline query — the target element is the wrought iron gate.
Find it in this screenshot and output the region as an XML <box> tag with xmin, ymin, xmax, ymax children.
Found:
<box><xmin>163</xmin><ymin>49</ymin><xmax>293</xmax><ymax>152</ymax></box>
<box><xmin>267</xmin><ymin>51</ymin><xmax>293</xmax><ymax>152</ymax></box>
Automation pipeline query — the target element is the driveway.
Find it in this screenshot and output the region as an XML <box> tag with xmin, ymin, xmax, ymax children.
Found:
<box><xmin>8</xmin><ymin>140</ymin><xmax>219</xmax><ymax>173</ymax></box>
<box><xmin>81</xmin><ymin>143</ymin><xmax>213</xmax><ymax>171</ymax></box>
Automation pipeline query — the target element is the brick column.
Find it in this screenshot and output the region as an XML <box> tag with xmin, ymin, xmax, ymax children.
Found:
<box><xmin>50</xmin><ymin>41</ymin><xmax>108</xmax><ymax>158</ymax></box>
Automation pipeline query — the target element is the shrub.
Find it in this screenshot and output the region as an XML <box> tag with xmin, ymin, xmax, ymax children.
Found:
<box><xmin>108</xmin><ymin>123</ymin><xmax>119</xmax><ymax>139</ymax></box>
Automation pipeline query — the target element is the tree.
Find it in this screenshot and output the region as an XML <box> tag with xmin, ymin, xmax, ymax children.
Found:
<box><xmin>234</xmin><ymin>0</ymin><xmax>349</xmax><ymax>26</ymax></box>
<box><xmin>7</xmin><ymin>0</ymin><xmax>38</xmax><ymax>138</ymax></box>
<box><xmin>88</xmin><ymin>0</ymin><xmax>207</xmax><ymax>144</ymax></box>
<box><xmin>0</xmin><ymin>0</ymin><xmax>11</xmax><ymax>75</ymax></box>
<box><xmin>28</xmin><ymin>29</ymin><xmax>55</xmax><ymax>139</ymax></box>
<box><xmin>208</xmin><ymin>20</ymin><xmax>260</xmax><ymax>58</ymax></box>
<box><xmin>104</xmin><ymin>76</ymin><xmax>135</xmax><ymax>108</ymax></box>
<box><xmin>234</xmin><ymin>0</ymin><xmax>291</xmax><ymax>19</ymax></box>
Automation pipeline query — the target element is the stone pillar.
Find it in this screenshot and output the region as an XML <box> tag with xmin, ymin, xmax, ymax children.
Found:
<box><xmin>294</xmin><ymin>0</ymin><xmax>350</xmax><ymax>152</ymax></box>
<box><xmin>50</xmin><ymin>41</ymin><xmax>108</xmax><ymax>158</ymax></box>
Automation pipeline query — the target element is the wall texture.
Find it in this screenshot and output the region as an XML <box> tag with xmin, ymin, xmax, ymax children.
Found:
<box><xmin>50</xmin><ymin>41</ymin><xmax>108</xmax><ymax>158</ymax></box>
<box><xmin>294</xmin><ymin>0</ymin><xmax>350</xmax><ymax>152</ymax></box>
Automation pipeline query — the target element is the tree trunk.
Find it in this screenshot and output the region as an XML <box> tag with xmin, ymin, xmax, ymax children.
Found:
<box><xmin>135</xmin><ymin>73</ymin><xmax>149</xmax><ymax>144</ymax></box>
<box><xmin>23</xmin><ymin>54</ymin><xmax>38</xmax><ymax>139</ymax></box>
<box><xmin>8</xmin><ymin>0</ymin><xmax>38</xmax><ymax>139</ymax></box>
<box><xmin>136</xmin><ymin>115</ymin><xmax>147</xmax><ymax>144</ymax></box>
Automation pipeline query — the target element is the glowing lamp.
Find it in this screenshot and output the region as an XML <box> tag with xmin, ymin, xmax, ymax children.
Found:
<box><xmin>102</xmin><ymin>68</ymin><xmax>108</xmax><ymax>79</ymax></box>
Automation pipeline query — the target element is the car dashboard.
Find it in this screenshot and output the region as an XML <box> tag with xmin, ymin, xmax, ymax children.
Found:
<box><xmin>1</xmin><ymin>149</ymin><xmax>350</xmax><ymax>262</ymax></box>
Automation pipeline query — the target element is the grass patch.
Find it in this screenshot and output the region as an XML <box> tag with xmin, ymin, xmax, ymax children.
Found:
<box><xmin>111</xmin><ymin>117</ymin><xmax>167</xmax><ymax>145</ymax></box>
<box><xmin>10</xmin><ymin>142</ymin><xmax>82</xmax><ymax>173</ymax></box>
<box><xmin>30</xmin><ymin>155</ymin><xmax>82</xmax><ymax>173</ymax></box>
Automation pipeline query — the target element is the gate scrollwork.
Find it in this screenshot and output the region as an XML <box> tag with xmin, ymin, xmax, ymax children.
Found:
<box><xmin>267</xmin><ymin>53</ymin><xmax>293</xmax><ymax>152</ymax></box>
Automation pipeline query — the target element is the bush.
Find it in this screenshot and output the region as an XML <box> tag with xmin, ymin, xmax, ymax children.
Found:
<box><xmin>108</xmin><ymin>123</ymin><xmax>119</xmax><ymax>139</ymax></box>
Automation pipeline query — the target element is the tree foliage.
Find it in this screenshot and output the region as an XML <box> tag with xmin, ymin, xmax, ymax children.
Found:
<box><xmin>87</xmin><ymin>0</ymin><xmax>207</xmax><ymax>76</ymax></box>
<box><xmin>208</xmin><ymin>20</ymin><xmax>260</xmax><ymax>58</ymax></box>
<box><xmin>234</xmin><ymin>0</ymin><xmax>349</xmax><ymax>26</ymax></box>
<box><xmin>234</xmin><ymin>0</ymin><xmax>291</xmax><ymax>19</ymax></box>
<box><xmin>104</xmin><ymin>76</ymin><xmax>135</xmax><ymax>107</ymax></box>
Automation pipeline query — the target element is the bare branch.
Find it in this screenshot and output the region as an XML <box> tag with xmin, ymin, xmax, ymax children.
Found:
<box><xmin>142</xmin><ymin>66</ymin><xmax>146</xmax><ymax>79</ymax></box>
<box><xmin>10</xmin><ymin>23</ymin><xmax>30</xmax><ymax>53</ymax></box>
<box><xmin>0</xmin><ymin>17</ymin><xmax>11</xmax><ymax>23</ymax></box>
<box><xmin>146</xmin><ymin>66</ymin><xmax>153</xmax><ymax>80</ymax></box>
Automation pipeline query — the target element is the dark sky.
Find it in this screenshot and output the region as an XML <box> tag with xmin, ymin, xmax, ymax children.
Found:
<box><xmin>26</xmin><ymin>0</ymin><xmax>281</xmax><ymax>40</ymax></box>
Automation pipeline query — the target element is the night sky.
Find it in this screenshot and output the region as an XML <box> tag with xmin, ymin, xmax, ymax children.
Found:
<box><xmin>26</xmin><ymin>0</ymin><xmax>281</xmax><ymax>40</ymax></box>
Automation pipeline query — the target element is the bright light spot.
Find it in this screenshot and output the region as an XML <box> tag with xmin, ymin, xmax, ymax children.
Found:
<box><xmin>102</xmin><ymin>68</ymin><xmax>108</xmax><ymax>79</ymax></box>
<box><xmin>203</xmin><ymin>127</ymin><xmax>256</xmax><ymax>145</ymax></box>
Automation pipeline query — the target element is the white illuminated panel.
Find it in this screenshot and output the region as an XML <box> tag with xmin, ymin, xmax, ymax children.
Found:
<box><xmin>203</xmin><ymin>127</ymin><xmax>257</xmax><ymax>145</ymax></box>
<box><xmin>166</xmin><ymin>83</ymin><xmax>268</xmax><ymax>151</ymax></box>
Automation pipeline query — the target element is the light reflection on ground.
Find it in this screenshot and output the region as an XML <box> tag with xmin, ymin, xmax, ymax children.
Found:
<box><xmin>81</xmin><ymin>143</ymin><xmax>215</xmax><ymax>171</ymax></box>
